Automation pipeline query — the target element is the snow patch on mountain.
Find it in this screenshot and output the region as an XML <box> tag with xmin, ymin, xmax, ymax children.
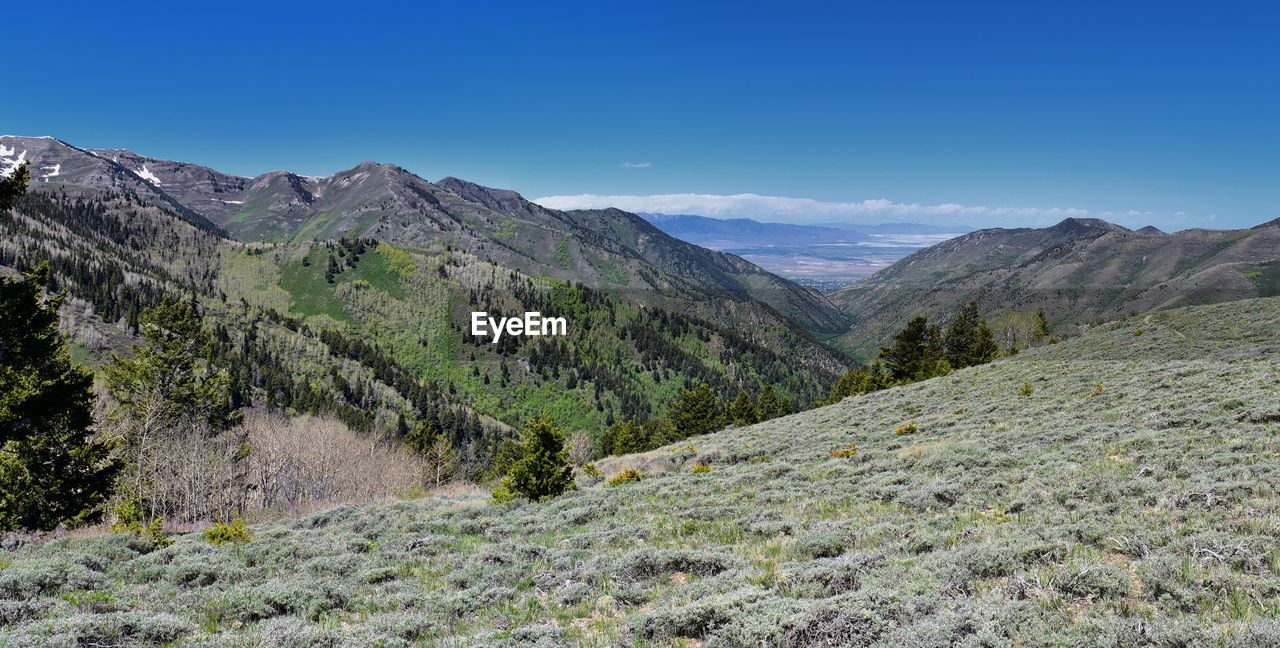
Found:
<box><xmin>40</xmin><ymin>164</ymin><xmax>61</xmax><ymax>180</ymax></box>
<box><xmin>135</xmin><ymin>164</ymin><xmax>163</xmax><ymax>186</ymax></box>
<box><xmin>0</xmin><ymin>145</ymin><xmax>27</xmax><ymax>178</ymax></box>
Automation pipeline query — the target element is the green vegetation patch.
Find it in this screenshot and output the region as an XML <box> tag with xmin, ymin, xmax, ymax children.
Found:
<box><xmin>278</xmin><ymin>249</ymin><xmax>352</xmax><ymax>323</ymax></box>
<box><xmin>1243</xmin><ymin>263</ymin><xmax>1280</xmax><ymax>297</ymax></box>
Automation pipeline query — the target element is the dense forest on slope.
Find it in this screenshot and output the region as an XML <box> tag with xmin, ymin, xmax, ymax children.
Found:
<box><xmin>0</xmin><ymin>184</ymin><xmax>845</xmax><ymax>474</ymax></box>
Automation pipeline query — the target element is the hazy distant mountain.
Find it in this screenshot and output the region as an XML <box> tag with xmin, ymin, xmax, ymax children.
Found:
<box><xmin>640</xmin><ymin>213</ymin><xmax>866</xmax><ymax>248</ymax></box>
<box><xmin>641</xmin><ymin>213</ymin><xmax>973</xmax><ymax>248</ymax></box>
<box><xmin>824</xmin><ymin>222</ymin><xmax>974</xmax><ymax>235</ymax></box>
<box><xmin>831</xmin><ymin>216</ymin><xmax>1280</xmax><ymax>358</ymax></box>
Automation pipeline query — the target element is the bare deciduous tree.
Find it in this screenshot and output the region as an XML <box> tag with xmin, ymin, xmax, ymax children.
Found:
<box><xmin>567</xmin><ymin>431</ymin><xmax>595</xmax><ymax>466</ymax></box>
<box><xmin>422</xmin><ymin>434</ymin><xmax>460</xmax><ymax>488</ymax></box>
<box><xmin>243</xmin><ymin>411</ymin><xmax>425</xmax><ymax>513</ymax></box>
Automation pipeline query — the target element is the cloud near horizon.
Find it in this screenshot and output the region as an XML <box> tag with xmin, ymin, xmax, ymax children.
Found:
<box><xmin>533</xmin><ymin>192</ymin><xmax>1167</xmax><ymax>228</ymax></box>
<box><xmin>620</xmin><ymin>161</ymin><xmax>653</xmax><ymax>168</ymax></box>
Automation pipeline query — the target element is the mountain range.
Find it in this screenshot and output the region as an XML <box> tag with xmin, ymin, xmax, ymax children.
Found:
<box><xmin>0</xmin><ymin>135</ymin><xmax>853</xmax><ymax>464</ymax></box>
<box><xmin>831</xmin><ymin>216</ymin><xmax>1280</xmax><ymax>357</ymax></box>
<box><xmin>6</xmin><ymin>133</ymin><xmax>1280</xmax><ymax>398</ymax></box>
<box><xmin>0</xmin><ymin>136</ymin><xmax>848</xmax><ymax>334</ymax></box>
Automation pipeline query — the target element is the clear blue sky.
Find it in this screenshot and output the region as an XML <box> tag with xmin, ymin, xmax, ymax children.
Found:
<box><xmin>5</xmin><ymin>1</ymin><xmax>1278</xmax><ymax>228</ymax></box>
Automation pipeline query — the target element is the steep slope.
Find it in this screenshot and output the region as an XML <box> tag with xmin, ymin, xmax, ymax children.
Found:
<box><xmin>833</xmin><ymin>216</ymin><xmax>1280</xmax><ymax>358</ymax></box>
<box><xmin>1</xmin><ymin>179</ymin><xmax>844</xmax><ymax>452</ymax></box>
<box><xmin>0</xmin><ymin>135</ymin><xmax>226</xmax><ymax>234</ymax></box>
<box><xmin>5</xmin><ymin>297</ymin><xmax>1279</xmax><ymax>644</ymax></box>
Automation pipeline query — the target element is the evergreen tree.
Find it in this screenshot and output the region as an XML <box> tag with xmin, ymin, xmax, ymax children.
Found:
<box><xmin>641</xmin><ymin>418</ymin><xmax>675</xmax><ymax>448</ymax></box>
<box><xmin>1032</xmin><ymin>309</ymin><xmax>1052</xmax><ymax>342</ymax></box>
<box><xmin>667</xmin><ymin>383</ymin><xmax>722</xmax><ymax>439</ymax></box>
<box><xmin>728</xmin><ymin>390</ymin><xmax>759</xmax><ymax>426</ymax></box>
<box><xmin>0</xmin><ymin>263</ymin><xmax>118</xmax><ymax>531</ymax></box>
<box><xmin>944</xmin><ymin>301</ymin><xmax>999</xmax><ymax>369</ymax></box>
<box><xmin>0</xmin><ymin>162</ymin><xmax>30</xmax><ymax>212</ymax></box>
<box><xmin>404</xmin><ymin>420</ymin><xmax>441</xmax><ymax>454</ymax></box>
<box><xmin>880</xmin><ymin>316</ymin><xmax>946</xmax><ymax>383</ymax></box>
<box><xmin>104</xmin><ymin>299</ymin><xmax>242</xmax><ymax>514</ymax></box>
<box><xmin>499</xmin><ymin>414</ymin><xmax>574</xmax><ymax>501</ymax></box>
<box><xmin>105</xmin><ymin>298</ymin><xmax>241</xmax><ymax>433</ymax></box>
<box><xmin>754</xmin><ymin>384</ymin><xmax>793</xmax><ymax>421</ymax></box>
<box><xmin>823</xmin><ymin>360</ymin><xmax>894</xmax><ymax>404</ymax></box>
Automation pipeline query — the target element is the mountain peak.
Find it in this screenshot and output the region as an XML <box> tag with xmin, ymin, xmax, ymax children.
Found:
<box><xmin>1049</xmin><ymin>217</ymin><xmax>1129</xmax><ymax>234</ymax></box>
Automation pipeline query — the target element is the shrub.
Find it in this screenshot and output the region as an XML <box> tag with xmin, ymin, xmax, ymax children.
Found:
<box><xmin>894</xmin><ymin>422</ymin><xmax>918</xmax><ymax>436</ymax></box>
<box><xmin>490</xmin><ymin>482</ymin><xmax>517</xmax><ymax>503</ymax></box>
<box><xmin>0</xmin><ymin>559</ymin><xmax>105</xmax><ymax>598</ymax></box>
<box><xmin>498</xmin><ymin>414</ymin><xmax>575</xmax><ymax>502</ymax></box>
<box><xmin>0</xmin><ymin>611</ymin><xmax>191</xmax><ymax>646</ymax></box>
<box><xmin>205</xmin><ymin>518</ymin><xmax>251</xmax><ymax>546</ymax></box>
<box><xmin>795</xmin><ymin>527</ymin><xmax>847</xmax><ymax>558</ymax></box>
<box><xmin>829</xmin><ymin>445</ymin><xmax>858</xmax><ymax>458</ymax></box>
<box><xmin>1133</xmin><ymin>328</ymin><xmax>1145</xmax><ymax>336</ymax></box>
<box><xmin>1019</xmin><ymin>383</ymin><xmax>1034</xmax><ymax>397</ymax></box>
<box><xmin>619</xmin><ymin>548</ymin><xmax>733</xmax><ymax>581</ymax></box>
<box><xmin>579</xmin><ymin>462</ymin><xmax>601</xmax><ymax>478</ymax></box>
<box><xmin>691</xmin><ymin>462</ymin><xmax>712</xmax><ymax>474</ymax></box>
<box><xmin>1056</xmin><ymin>563</ymin><xmax>1130</xmax><ymax>600</ymax></box>
<box><xmin>109</xmin><ymin>499</ymin><xmax>171</xmax><ymax>548</ymax></box>
<box><xmin>608</xmin><ymin>469</ymin><xmax>642</xmax><ymax>486</ymax></box>
<box><xmin>782</xmin><ymin>553</ymin><xmax>881</xmax><ymax>596</ymax></box>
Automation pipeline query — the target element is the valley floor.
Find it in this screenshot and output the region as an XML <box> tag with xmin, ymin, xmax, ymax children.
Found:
<box><xmin>4</xmin><ymin>298</ymin><xmax>1280</xmax><ymax>646</ymax></box>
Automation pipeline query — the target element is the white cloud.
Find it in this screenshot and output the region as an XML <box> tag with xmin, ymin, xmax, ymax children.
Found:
<box><xmin>533</xmin><ymin>192</ymin><xmax>1098</xmax><ymax>227</ymax></box>
<box><xmin>620</xmin><ymin>161</ymin><xmax>653</xmax><ymax>169</ymax></box>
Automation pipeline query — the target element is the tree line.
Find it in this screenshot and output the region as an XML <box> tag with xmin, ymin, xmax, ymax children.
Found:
<box><xmin>823</xmin><ymin>301</ymin><xmax>1052</xmax><ymax>403</ymax></box>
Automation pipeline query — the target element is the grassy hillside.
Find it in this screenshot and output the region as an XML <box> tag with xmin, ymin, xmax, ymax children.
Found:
<box><xmin>4</xmin><ymin>297</ymin><xmax>1280</xmax><ymax>645</ymax></box>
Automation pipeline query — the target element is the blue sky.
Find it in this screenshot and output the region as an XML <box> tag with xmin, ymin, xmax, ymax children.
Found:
<box><xmin>4</xmin><ymin>1</ymin><xmax>1278</xmax><ymax>228</ymax></box>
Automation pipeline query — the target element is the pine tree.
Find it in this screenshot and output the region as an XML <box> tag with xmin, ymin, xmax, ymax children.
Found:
<box><xmin>754</xmin><ymin>384</ymin><xmax>793</xmax><ymax>421</ymax></box>
<box><xmin>499</xmin><ymin>414</ymin><xmax>574</xmax><ymax>501</ymax></box>
<box><xmin>728</xmin><ymin>390</ymin><xmax>759</xmax><ymax>426</ymax></box>
<box><xmin>667</xmin><ymin>383</ymin><xmax>722</xmax><ymax>439</ymax></box>
<box><xmin>404</xmin><ymin>420</ymin><xmax>441</xmax><ymax>454</ymax></box>
<box><xmin>105</xmin><ymin>298</ymin><xmax>241</xmax><ymax>433</ymax></box>
<box><xmin>944</xmin><ymin>301</ymin><xmax>999</xmax><ymax>369</ymax></box>
<box><xmin>0</xmin><ymin>162</ymin><xmax>30</xmax><ymax>212</ymax></box>
<box><xmin>104</xmin><ymin>299</ymin><xmax>242</xmax><ymax>514</ymax></box>
<box><xmin>0</xmin><ymin>263</ymin><xmax>118</xmax><ymax>531</ymax></box>
<box><xmin>1032</xmin><ymin>309</ymin><xmax>1052</xmax><ymax>342</ymax></box>
<box><xmin>880</xmin><ymin>316</ymin><xmax>946</xmax><ymax>383</ymax></box>
<box><xmin>823</xmin><ymin>360</ymin><xmax>894</xmax><ymax>404</ymax></box>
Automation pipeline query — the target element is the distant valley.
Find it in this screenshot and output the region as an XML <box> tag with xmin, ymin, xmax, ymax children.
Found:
<box><xmin>641</xmin><ymin>213</ymin><xmax>967</xmax><ymax>290</ymax></box>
